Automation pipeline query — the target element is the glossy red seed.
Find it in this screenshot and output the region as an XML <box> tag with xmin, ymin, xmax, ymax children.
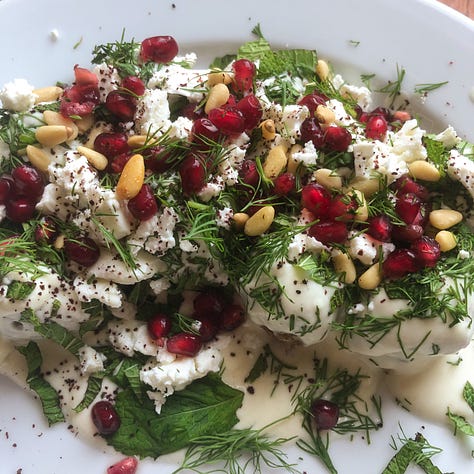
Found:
<box><xmin>12</xmin><ymin>165</ymin><xmax>44</xmax><ymax>199</ymax></box>
<box><xmin>208</xmin><ymin>106</ymin><xmax>246</xmax><ymax>136</ymax></box>
<box><xmin>391</xmin><ymin>223</ymin><xmax>424</xmax><ymax>243</ymax></box>
<box><xmin>191</xmin><ymin>117</ymin><xmax>220</xmax><ymax>147</ymax></box>
<box><xmin>308</xmin><ymin>220</ymin><xmax>349</xmax><ymax>244</ymax></box>
<box><xmin>193</xmin><ymin>289</ymin><xmax>227</xmax><ymax>320</ymax></box>
<box><xmin>105</xmin><ymin>91</ymin><xmax>137</xmax><ymax>122</ymax></box>
<box><xmin>411</xmin><ymin>236</ymin><xmax>441</xmax><ymax>268</ymax></box>
<box><xmin>0</xmin><ymin>175</ymin><xmax>14</xmax><ymax>204</ymax></box>
<box><xmin>300</xmin><ymin>117</ymin><xmax>325</xmax><ymax>149</ymax></box>
<box><xmin>107</xmin><ymin>457</ymin><xmax>138</xmax><ymax>474</ymax></box>
<box><xmin>127</xmin><ymin>184</ymin><xmax>158</xmax><ymax>221</ymax></box>
<box><xmin>301</xmin><ymin>183</ymin><xmax>331</xmax><ymax>218</ymax></box>
<box><xmin>273</xmin><ymin>172</ymin><xmax>296</xmax><ymax>196</ymax></box>
<box><xmin>327</xmin><ymin>195</ymin><xmax>358</xmax><ymax>222</ymax></box>
<box><xmin>34</xmin><ymin>217</ymin><xmax>57</xmax><ymax>244</ymax></box>
<box><xmin>94</xmin><ymin>132</ymin><xmax>130</xmax><ymax>158</ymax></box>
<box><xmin>232</xmin><ymin>59</ymin><xmax>256</xmax><ymax>94</ymax></box>
<box><xmin>140</xmin><ymin>36</ymin><xmax>178</xmax><ymax>63</ymax></box>
<box><xmin>64</xmin><ymin>237</ymin><xmax>100</xmax><ymax>267</ymax></box>
<box><xmin>179</xmin><ymin>155</ymin><xmax>206</xmax><ymax>195</ymax></box>
<box><xmin>298</xmin><ymin>92</ymin><xmax>328</xmax><ymax>115</ymax></box>
<box><xmin>147</xmin><ymin>313</ymin><xmax>172</xmax><ymax>340</ymax></box>
<box><xmin>395</xmin><ymin>193</ymin><xmax>422</xmax><ymax>224</ymax></box>
<box><xmin>179</xmin><ymin>102</ymin><xmax>204</xmax><ymax>121</ymax></box>
<box><xmin>166</xmin><ymin>333</ymin><xmax>203</xmax><ymax>357</ymax></box>
<box><xmin>235</xmin><ymin>94</ymin><xmax>263</xmax><ymax>131</ymax></box>
<box><xmin>196</xmin><ymin>317</ymin><xmax>218</xmax><ymax>342</ymax></box>
<box><xmin>219</xmin><ymin>304</ymin><xmax>246</xmax><ymax>331</ymax></box>
<box><xmin>370</xmin><ymin>106</ymin><xmax>392</xmax><ymax>120</ymax></box>
<box><xmin>311</xmin><ymin>399</ymin><xmax>339</xmax><ymax>431</ymax></box>
<box><xmin>74</xmin><ymin>65</ymin><xmax>99</xmax><ymax>86</ymax></box>
<box><xmin>121</xmin><ymin>76</ymin><xmax>145</xmax><ymax>96</ymax></box>
<box><xmin>383</xmin><ymin>248</ymin><xmax>419</xmax><ymax>279</ymax></box>
<box><xmin>324</xmin><ymin>126</ymin><xmax>352</xmax><ymax>152</ymax></box>
<box><xmin>367</xmin><ymin>215</ymin><xmax>392</xmax><ymax>242</ymax></box>
<box><xmin>91</xmin><ymin>400</ymin><xmax>121</xmax><ymax>436</ymax></box>
<box><xmin>392</xmin><ymin>175</ymin><xmax>429</xmax><ymax>201</ymax></box>
<box><xmin>109</xmin><ymin>152</ymin><xmax>133</xmax><ymax>174</ymax></box>
<box><xmin>60</xmin><ymin>76</ymin><xmax>100</xmax><ymax>118</ymax></box>
<box><xmin>365</xmin><ymin>115</ymin><xmax>388</xmax><ymax>140</ymax></box>
<box><xmin>239</xmin><ymin>160</ymin><xmax>259</xmax><ymax>188</ymax></box>
<box><xmin>5</xmin><ymin>198</ymin><xmax>36</xmax><ymax>223</ymax></box>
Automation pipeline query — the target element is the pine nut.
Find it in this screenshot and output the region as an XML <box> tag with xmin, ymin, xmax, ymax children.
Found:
<box><xmin>127</xmin><ymin>135</ymin><xmax>149</xmax><ymax>148</ymax></box>
<box><xmin>116</xmin><ymin>154</ymin><xmax>145</xmax><ymax>200</ymax></box>
<box><xmin>435</xmin><ymin>230</ymin><xmax>457</xmax><ymax>252</ymax></box>
<box><xmin>316</xmin><ymin>59</ymin><xmax>330</xmax><ymax>81</ymax></box>
<box><xmin>348</xmin><ymin>176</ymin><xmax>381</xmax><ymax>197</ymax></box>
<box><xmin>244</xmin><ymin>206</ymin><xmax>275</xmax><ymax>236</ymax></box>
<box><xmin>233</xmin><ymin>212</ymin><xmax>250</xmax><ymax>230</ymax></box>
<box><xmin>26</xmin><ymin>145</ymin><xmax>51</xmax><ymax>172</ymax></box>
<box><xmin>204</xmin><ymin>83</ymin><xmax>230</xmax><ymax>114</ymax></box>
<box><xmin>333</xmin><ymin>250</ymin><xmax>356</xmax><ymax>284</ymax></box>
<box><xmin>359</xmin><ymin>263</ymin><xmax>382</xmax><ymax>290</ymax></box>
<box><xmin>75</xmin><ymin>113</ymin><xmax>94</xmax><ymax>133</ymax></box>
<box><xmin>352</xmin><ymin>189</ymin><xmax>369</xmax><ymax>222</ymax></box>
<box><xmin>33</xmin><ymin>86</ymin><xmax>63</xmax><ymax>104</ymax></box>
<box><xmin>314</xmin><ymin>168</ymin><xmax>342</xmax><ymax>190</ymax></box>
<box><xmin>315</xmin><ymin>105</ymin><xmax>335</xmax><ymax>125</ymax></box>
<box><xmin>77</xmin><ymin>145</ymin><xmax>108</xmax><ymax>171</ymax></box>
<box><xmin>263</xmin><ymin>145</ymin><xmax>288</xmax><ymax>179</ymax></box>
<box><xmin>429</xmin><ymin>209</ymin><xmax>463</xmax><ymax>230</ymax></box>
<box><xmin>43</xmin><ymin>110</ymin><xmax>79</xmax><ymax>140</ymax></box>
<box><xmin>260</xmin><ymin>119</ymin><xmax>276</xmax><ymax>140</ymax></box>
<box><xmin>35</xmin><ymin>125</ymin><xmax>74</xmax><ymax>147</ymax></box>
<box><xmin>408</xmin><ymin>160</ymin><xmax>441</xmax><ymax>182</ymax></box>
<box><xmin>53</xmin><ymin>234</ymin><xmax>65</xmax><ymax>250</ymax></box>
<box><xmin>207</xmin><ymin>71</ymin><xmax>232</xmax><ymax>86</ymax></box>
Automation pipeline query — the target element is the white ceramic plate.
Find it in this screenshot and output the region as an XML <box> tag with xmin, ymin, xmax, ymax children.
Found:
<box><xmin>1</xmin><ymin>0</ymin><xmax>474</xmax><ymax>472</ymax></box>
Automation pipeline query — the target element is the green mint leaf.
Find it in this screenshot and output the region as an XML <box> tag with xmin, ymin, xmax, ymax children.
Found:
<box><xmin>80</xmin><ymin>299</ymin><xmax>114</xmax><ymax>337</ymax></box>
<box><xmin>108</xmin><ymin>373</ymin><xmax>243</xmax><ymax>458</ymax></box>
<box><xmin>244</xmin><ymin>350</ymin><xmax>269</xmax><ymax>384</ymax></box>
<box><xmin>462</xmin><ymin>381</ymin><xmax>474</xmax><ymax>411</ymax></box>
<box><xmin>6</xmin><ymin>280</ymin><xmax>35</xmax><ymax>299</ymax></box>
<box><xmin>446</xmin><ymin>409</ymin><xmax>474</xmax><ymax>436</ymax></box>
<box><xmin>74</xmin><ymin>374</ymin><xmax>104</xmax><ymax>413</ymax></box>
<box><xmin>17</xmin><ymin>342</ymin><xmax>65</xmax><ymax>426</ymax></box>
<box><xmin>209</xmin><ymin>54</ymin><xmax>236</xmax><ymax>70</ymax></box>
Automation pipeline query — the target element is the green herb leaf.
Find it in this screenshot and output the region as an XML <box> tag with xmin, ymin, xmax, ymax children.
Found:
<box><xmin>6</xmin><ymin>280</ymin><xmax>35</xmax><ymax>299</ymax></box>
<box><xmin>446</xmin><ymin>409</ymin><xmax>474</xmax><ymax>436</ymax></box>
<box><xmin>74</xmin><ymin>373</ymin><xmax>103</xmax><ymax>413</ymax></box>
<box><xmin>463</xmin><ymin>381</ymin><xmax>474</xmax><ymax>411</ymax></box>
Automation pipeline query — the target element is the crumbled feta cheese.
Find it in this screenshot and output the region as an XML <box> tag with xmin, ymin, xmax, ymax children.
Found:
<box><xmin>292</xmin><ymin>141</ymin><xmax>318</xmax><ymax>166</ymax></box>
<box><xmin>108</xmin><ymin>320</ymin><xmax>158</xmax><ymax>357</ymax></box>
<box><xmin>435</xmin><ymin>126</ymin><xmax>461</xmax><ymax>148</ymax></box>
<box><xmin>92</xmin><ymin>63</ymin><xmax>120</xmax><ymax>101</ymax></box>
<box><xmin>348</xmin><ymin>231</ymin><xmax>395</xmax><ymax>265</ymax></box>
<box><xmin>135</xmin><ymin>88</ymin><xmax>171</xmax><ymax>135</ymax></box>
<box><xmin>326</xmin><ymin>99</ymin><xmax>356</xmax><ymax>126</ymax></box>
<box><xmin>73</xmin><ymin>275</ymin><xmax>123</xmax><ymax>308</ymax></box>
<box><xmin>149</xmin><ymin>278</ymin><xmax>171</xmax><ymax>297</ymax></box>
<box><xmin>334</xmin><ymin>76</ymin><xmax>372</xmax><ymax>111</ymax></box>
<box><xmin>0</xmin><ymin>205</ymin><xmax>5</xmax><ymax>224</ymax></box>
<box><xmin>0</xmin><ymin>78</ymin><xmax>37</xmax><ymax>112</ymax></box>
<box><xmin>169</xmin><ymin>116</ymin><xmax>193</xmax><ymax>140</ymax></box>
<box><xmin>79</xmin><ymin>346</ymin><xmax>106</xmax><ymax>375</ymax></box>
<box><xmin>447</xmin><ymin>149</ymin><xmax>474</xmax><ymax>199</ymax></box>
<box><xmin>198</xmin><ymin>176</ymin><xmax>225</xmax><ymax>202</ymax></box>
<box><xmin>216</xmin><ymin>207</ymin><xmax>234</xmax><ymax>230</ymax></box>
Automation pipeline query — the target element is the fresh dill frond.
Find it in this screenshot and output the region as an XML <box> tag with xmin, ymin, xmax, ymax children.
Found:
<box><xmin>414</xmin><ymin>81</ymin><xmax>448</xmax><ymax>95</ymax></box>
<box><xmin>376</xmin><ymin>64</ymin><xmax>406</xmax><ymax>106</ymax></box>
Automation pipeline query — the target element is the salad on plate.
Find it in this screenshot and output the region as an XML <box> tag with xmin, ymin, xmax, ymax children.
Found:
<box><xmin>1</xmin><ymin>26</ymin><xmax>474</xmax><ymax>473</ymax></box>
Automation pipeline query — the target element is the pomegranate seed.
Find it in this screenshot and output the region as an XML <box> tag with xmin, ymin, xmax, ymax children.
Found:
<box><xmin>208</xmin><ymin>106</ymin><xmax>246</xmax><ymax>136</ymax></box>
<box><xmin>179</xmin><ymin>102</ymin><xmax>204</xmax><ymax>120</ymax></box>
<box><xmin>232</xmin><ymin>59</ymin><xmax>256</xmax><ymax>95</ymax></box>
<box><xmin>60</xmin><ymin>69</ymin><xmax>100</xmax><ymax>118</ymax></box>
<box><xmin>411</xmin><ymin>236</ymin><xmax>441</xmax><ymax>268</ymax></box>
<box><xmin>365</xmin><ymin>115</ymin><xmax>388</xmax><ymax>140</ymax></box>
<box><xmin>239</xmin><ymin>160</ymin><xmax>259</xmax><ymax>188</ymax></box>
<box><xmin>191</xmin><ymin>117</ymin><xmax>220</xmax><ymax>147</ymax></box>
<box><xmin>298</xmin><ymin>92</ymin><xmax>328</xmax><ymax>115</ymax></box>
<box><xmin>166</xmin><ymin>333</ymin><xmax>203</xmax><ymax>357</ymax></box>
<box><xmin>311</xmin><ymin>399</ymin><xmax>339</xmax><ymax>431</ymax></box>
<box><xmin>5</xmin><ymin>198</ymin><xmax>36</xmax><ymax>223</ymax></box>
<box><xmin>91</xmin><ymin>400</ymin><xmax>121</xmax><ymax>436</ymax></box>
<box><xmin>301</xmin><ymin>183</ymin><xmax>331</xmax><ymax>218</ymax></box>
<box><xmin>324</xmin><ymin>126</ymin><xmax>352</xmax><ymax>152</ymax></box>
<box><xmin>74</xmin><ymin>65</ymin><xmax>98</xmax><ymax>86</ymax></box>
<box><xmin>34</xmin><ymin>217</ymin><xmax>57</xmax><ymax>244</ymax></box>
<box><xmin>391</xmin><ymin>223</ymin><xmax>424</xmax><ymax>243</ymax></box>
<box><xmin>196</xmin><ymin>317</ymin><xmax>218</xmax><ymax>342</ymax></box>
<box><xmin>327</xmin><ymin>194</ymin><xmax>358</xmax><ymax>222</ymax></box>
<box><xmin>370</xmin><ymin>106</ymin><xmax>392</xmax><ymax>120</ymax></box>
<box><xmin>235</xmin><ymin>94</ymin><xmax>263</xmax><ymax>131</ymax></box>
<box><xmin>395</xmin><ymin>193</ymin><xmax>422</xmax><ymax>224</ymax></box>
<box><xmin>300</xmin><ymin>118</ymin><xmax>325</xmax><ymax>149</ymax></box>
<box><xmin>140</xmin><ymin>36</ymin><xmax>178</xmax><ymax>63</ymax></box>
<box><xmin>94</xmin><ymin>133</ymin><xmax>130</xmax><ymax>158</ymax></box>
<box><xmin>11</xmin><ymin>165</ymin><xmax>44</xmax><ymax>199</ymax></box>
<box><xmin>127</xmin><ymin>184</ymin><xmax>158</xmax><ymax>221</ymax></box>
<box><xmin>219</xmin><ymin>304</ymin><xmax>246</xmax><ymax>331</ymax></box>
<box><xmin>383</xmin><ymin>248</ymin><xmax>419</xmax><ymax>279</ymax></box>
<box><xmin>109</xmin><ymin>152</ymin><xmax>133</xmax><ymax>174</ymax></box>
<box><xmin>107</xmin><ymin>457</ymin><xmax>138</xmax><ymax>474</ymax></box>
<box><xmin>121</xmin><ymin>76</ymin><xmax>145</xmax><ymax>96</ymax></box>
<box><xmin>308</xmin><ymin>220</ymin><xmax>348</xmax><ymax>244</ymax></box>
<box><xmin>64</xmin><ymin>236</ymin><xmax>100</xmax><ymax>267</ymax></box>
<box><xmin>273</xmin><ymin>172</ymin><xmax>296</xmax><ymax>196</ymax></box>
<box><xmin>147</xmin><ymin>313</ymin><xmax>172</xmax><ymax>340</ymax></box>
<box><xmin>0</xmin><ymin>175</ymin><xmax>14</xmax><ymax>204</ymax></box>
<box><xmin>367</xmin><ymin>215</ymin><xmax>392</xmax><ymax>242</ymax></box>
<box><xmin>392</xmin><ymin>175</ymin><xmax>429</xmax><ymax>201</ymax></box>
<box><xmin>105</xmin><ymin>91</ymin><xmax>137</xmax><ymax>122</ymax></box>
<box><xmin>144</xmin><ymin>146</ymin><xmax>173</xmax><ymax>173</ymax></box>
<box><xmin>179</xmin><ymin>155</ymin><xmax>206</xmax><ymax>195</ymax></box>
<box><xmin>193</xmin><ymin>289</ymin><xmax>226</xmax><ymax>320</ymax></box>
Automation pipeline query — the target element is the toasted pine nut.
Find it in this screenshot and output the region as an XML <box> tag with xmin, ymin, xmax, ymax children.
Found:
<box><xmin>352</xmin><ymin>189</ymin><xmax>369</xmax><ymax>222</ymax></box>
<box><xmin>233</xmin><ymin>212</ymin><xmax>250</xmax><ymax>230</ymax></box>
<box><xmin>127</xmin><ymin>135</ymin><xmax>148</xmax><ymax>148</ymax></box>
<box><xmin>315</xmin><ymin>105</ymin><xmax>335</xmax><ymax>125</ymax></box>
<box><xmin>314</xmin><ymin>168</ymin><xmax>343</xmax><ymax>190</ymax></box>
<box><xmin>83</xmin><ymin>122</ymin><xmax>112</xmax><ymax>148</ymax></box>
<box><xmin>359</xmin><ymin>263</ymin><xmax>382</xmax><ymax>290</ymax></box>
<box><xmin>392</xmin><ymin>110</ymin><xmax>411</xmax><ymax>122</ymax></box>
<box><xmin>75</xmin><ymin>113</ymin><xmax>94</xmax><ymax>133</ymax></box>
<box><xmin>429</xmin><ymin>209</ymin><xmax>463</xmax><ymax>230</ymax></box>
<box><xmin>43</xmin><ymin>110</ymin><xmax>79</xmax><ymax>141</ymax></box>
<box><xmin>204</xmin><ymin>83</ymin><xmax>230</xmax><ymax>114</ymax></box>
<box><xmin>26</xmin><ymin>145</ymin><xmax>51</xmax><ymax>173</ymax></box>
<box><xmin>207</xmin><ymin>71</ymin><xmax>232</xmax><ymax>86</ymax></box>
<box><xmin>348</xmin><ymin>176</ymin><xmax>381</xmax><ymax>197</ymax></box>
<box><xmin>244</xmin><ymin>206</ymin><xmax>275</xmax><ymax>236</ymax></box>
<box><xmin>408</xmin><ymin>160</ymin><xmax>441</xmax><ymax>182</ymax></box>
<box><xmin>77</xmin><ymin>145</ymin><xmax>108</xmax><ymax>171</ymax></box>
<box><xmin>53</xmin><ymin>234</ymin><xmax>65</xmax><ymax>250</ymax></box>
<box><xmin>333</xmin><ymin>250</ymin><xmax>356</xmax><ymax>284</ymax></box>
<box><xmin>35</xmin><ymin>125</ymin><xmax>74</xmax><ymax>147</ymax></box>
<box><xmin>116</xmin><ymin>154</ymin><xmax>145</xmax><ymax>200</ymax></box>
<box><xmin>435</xmin><ymin>230</ymin><xmax>457</xmax><ymax>252</ymax></box>
<box><xmin>33</xmin><ymin>86</ymin><xmax>63</xmax><ymax>104</ymax></box>
<box><xmin>263</xmin><ymin>145</ymin><xmax>288</xmax><ymax>179</ymax></box>
<box><xmin>315</xmin><ymin>59</ymin><xmax>330</xmax><ymax>81</ymax></box>
<box><xmin>260</xmin><ymin>119</ymin><xmax>276</xmax><ymax>140</ymax></box>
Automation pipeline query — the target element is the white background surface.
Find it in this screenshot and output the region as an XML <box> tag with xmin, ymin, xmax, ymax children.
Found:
<box><xmin>1</xmin><ymin>0</ymin><xmax>474</xmax><ymax>472</ymax></box>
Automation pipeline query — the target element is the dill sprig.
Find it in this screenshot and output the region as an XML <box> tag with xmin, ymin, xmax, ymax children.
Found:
<box><xmin>376</xmin><ymin>64</ymin><xmax>406</xmax><ymax>106</ymax></box>
<box><xmin>414</xmin><ymin>81</ymin><xmax>448</xmax><ymax>95</ymax></box>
